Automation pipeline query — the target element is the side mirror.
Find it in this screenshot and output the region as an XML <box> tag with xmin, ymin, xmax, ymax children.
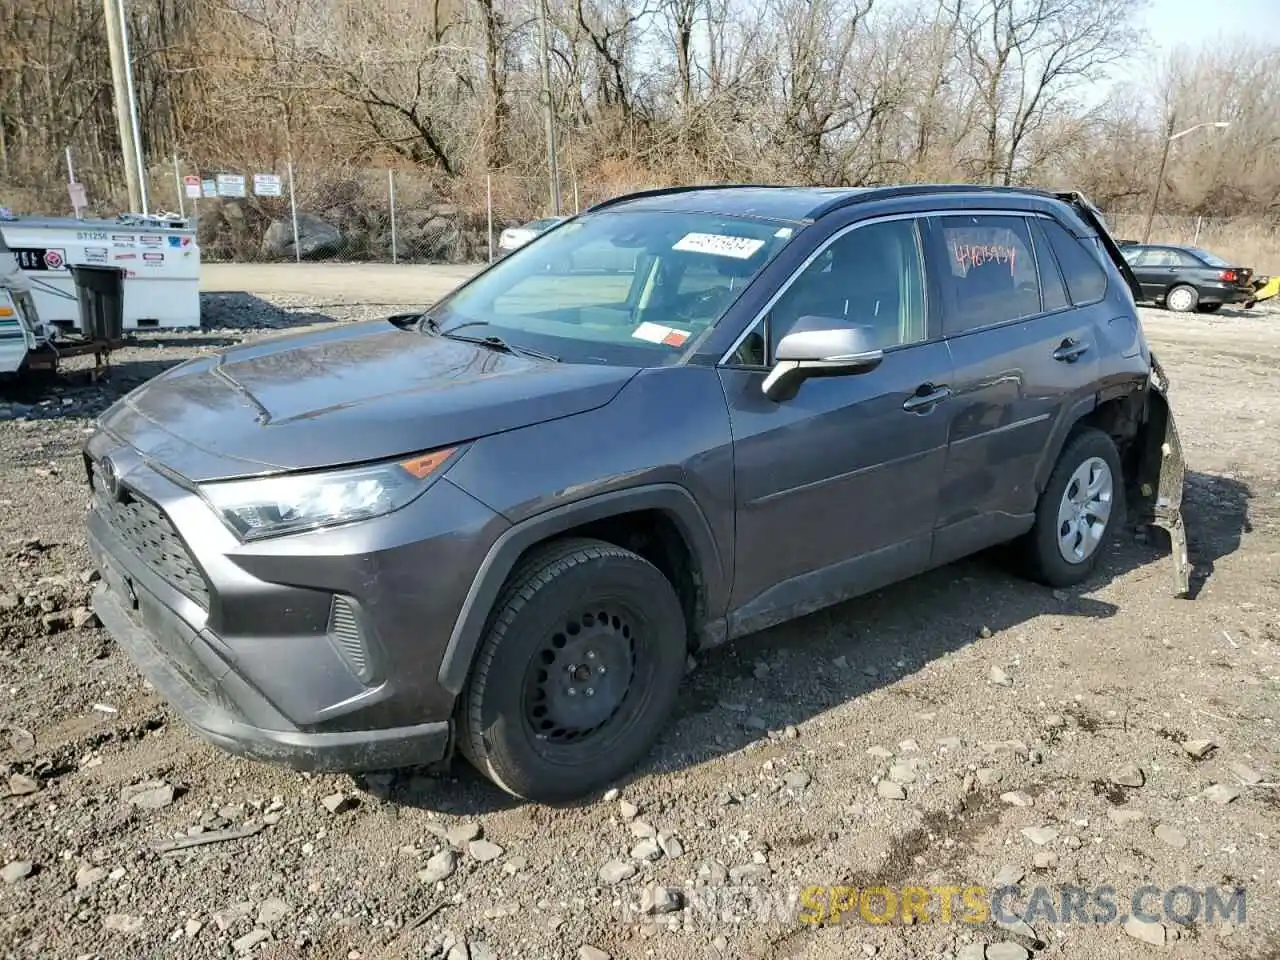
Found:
<box><xmin>762</xmin><ymin>317</ymin><xmax>885</xmax><ymax>402</ymax></box>
<box><xmin>387</xmin><ymin>312</ymin><xmax>422</xmax><ymax>329</ymax></box>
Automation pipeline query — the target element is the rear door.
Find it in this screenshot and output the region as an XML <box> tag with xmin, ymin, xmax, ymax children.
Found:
<box><xmin>927</xmin><ymin>212</ymin><xmax>1100</xmax><ymax>566</ymax></box>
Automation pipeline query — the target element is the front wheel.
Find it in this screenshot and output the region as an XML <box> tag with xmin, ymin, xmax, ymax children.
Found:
<box><xmin>1020</xmin><ymin>428</ymin><xmax>1124</xmax><ymax>588</ymax></box>
<box><xmin>458</xmin><ymin>537</ymin><xmax>688</xmax><ymax>803</ymax></box>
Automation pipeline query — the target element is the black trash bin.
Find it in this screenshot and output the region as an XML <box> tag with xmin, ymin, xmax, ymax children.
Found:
<box><xmin>70</xmin><ymin>265</ymin><xmax>125</xmax><ymax>342</ymax></box>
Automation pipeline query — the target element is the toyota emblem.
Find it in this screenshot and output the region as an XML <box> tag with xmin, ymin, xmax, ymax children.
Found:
<box><xmin>98</xmin><ymin>456</ymin><xmax>121</xmax><ymax>501</ymax></box>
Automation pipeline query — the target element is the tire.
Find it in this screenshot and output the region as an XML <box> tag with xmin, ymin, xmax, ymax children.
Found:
<box><xmin>1020</xmin><ymin>428</ymin><xmax>1124</xmax><ymax>588</ymax></box>
<box><xmin>458</xmin><ymin>537</ymin><xmax>687</xmax><ymax>803</ymax></box>
<box><xmin>1165</xmin><ymin>284</ymin><xmax>1199</xmax><ymax>313</ymax></box>
<box><xmin>1196</xmin><ymin>303</ymin><xmax>1222</xmax><ymax>313</ymax></box>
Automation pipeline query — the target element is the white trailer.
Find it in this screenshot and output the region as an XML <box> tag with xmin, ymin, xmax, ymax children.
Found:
<box><xmin>0</xmin><ymin>214</ymin><xmax>200</xmax><ymax>331</ymax></box>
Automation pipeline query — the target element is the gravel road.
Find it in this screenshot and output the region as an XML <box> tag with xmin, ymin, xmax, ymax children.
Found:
<box><xmin>1</xmin><ymin>278</ymin><xmax>1278</xmax><ymax>960</ymax></box>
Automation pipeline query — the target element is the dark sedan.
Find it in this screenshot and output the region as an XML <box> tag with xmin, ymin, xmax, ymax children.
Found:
<box><xmin>1118</xmin><ymin>243</ymin><xmax>1255</xmax><ymax>313</ymax></box>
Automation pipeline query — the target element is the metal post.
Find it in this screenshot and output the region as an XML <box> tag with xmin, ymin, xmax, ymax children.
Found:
<box><xmin>116</xmin><ymin>0</ymin><xmax>149</xmax><ymax>215</ymax></box>
<box><xmin>102</xmin><ymin>0</ymin><xmax>142</xmax><ymax>213</ymax></box>
<box><xmin>173</xmin><ymin>152</ymin><xmax>185</xmax><ymax>219</ymax></box>
<box><xmin>287</xmin><ymin>160</ymin><xmax>301</xmax><ymax>264</ymax></box>
<box><xmin>537</xmin><ymin>0</ymin><xmax>562</xmax><ymax>216</ymax></box>
<box><xmin>388</xmin><ymin>169</ymin><xmax>398</xmax><ymax>265</ymax></box>
<box><xmin>66</xmin><ymin>147</ymin><xmax>83</xmax><ymax>218</ymax></box>
<box><xmin>486</xmin><ymin>174</ymin><xmax>494</xmax><ymax>263</ymax></box>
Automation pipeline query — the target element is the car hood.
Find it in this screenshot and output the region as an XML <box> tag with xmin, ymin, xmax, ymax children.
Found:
<box><xmin>98</xmin><ymin>320</ymin><xmax>638</xmax><ymax>482</ymax></box>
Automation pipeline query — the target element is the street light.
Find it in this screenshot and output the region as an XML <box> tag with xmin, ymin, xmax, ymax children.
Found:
<box><xmin>1142</xmin><ymin>120</ymin><xmax>1230</xmax><ymax>243</ymax></box>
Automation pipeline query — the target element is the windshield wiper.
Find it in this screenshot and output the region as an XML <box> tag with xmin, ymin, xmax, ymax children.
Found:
<box><xmin>421</xmin><ymin>316</ymin><xmax>558</xmax><ymax>361</ymax></box>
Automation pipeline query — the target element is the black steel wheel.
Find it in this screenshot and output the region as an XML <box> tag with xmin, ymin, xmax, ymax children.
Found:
<box><xmin>458</xmin><ymin>537</ymin><xmax>687</xmax><ymax>802</ymax></box>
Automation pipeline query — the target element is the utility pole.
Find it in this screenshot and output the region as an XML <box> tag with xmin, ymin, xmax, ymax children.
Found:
<box><xmin>537</xmin><ymin>0</ymin><xmax>562</xmax><ymax>216</ymax></box>
<box><xmin>103</xmin><ymin>0</ymin><xmax>144</xmax><ymax>213</ymax></box>
<box><xmin>1141</xmin><ymin>115</ymin><xmax>1175</xmax><ymax>245</ymax></box>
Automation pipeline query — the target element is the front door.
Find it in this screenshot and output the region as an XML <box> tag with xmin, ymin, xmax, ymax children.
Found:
<box><xmin>717</xmin><ymin>215</ymin><xmax>953</xmax><ymax>636</ymax></box>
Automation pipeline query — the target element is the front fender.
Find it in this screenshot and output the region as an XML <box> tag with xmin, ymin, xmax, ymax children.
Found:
<box><xmin>1131</xmin><ymin>353</ymin><xmax>1190</xmax><ymax>596</ymax></box>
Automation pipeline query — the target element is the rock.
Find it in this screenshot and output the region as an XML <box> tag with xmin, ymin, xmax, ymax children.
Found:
<box><xmin>70</xmin><ymin>606</ymin><xmax>99</xmax><ymax>628</ymax></box>
<box><xmin>122</xmin><ymin>779</ymin><xmax>175</xmax><ymax>810</ymax></box>
<box><xmin>877</xmin><ymin>780</ymin><xmax>907</xmax><ymax>800</ymax></box>
<box><xmin>832</xmin><ymin>656</ymin><xmax>848</xmax><ymax>669</ymax></box>
<box><xmin>936</xmin><ymin>736</ymin><xmax>963</xmax><ymax>751</ymax></box>
<box><xmin>783</xmin><ymin>770</ymin><xmax>811</xmax><ymax>789</ymax></box>
<box><xmin>1153</xmin><ymin>824</ymin><xmax>1187</xmax><ymax>849</ymax></box>
<box><xmin>103</xmin><ymin>914</ymin><xmax>145</xmax><ymax>934</ymax></box>
<box><xmin>185</xmin><ymin>919</ymin><xmax>203</xmax><ymax>938</ymax></box>
<box><xmin>977</xmin><ymin>768</ymin><xmax>1003</xmax><ymax>786</ymax></box>
<box><xmin>446</xmin><ymin>823</ymin><xmax>483</xmax><ymax>847</ymax></box>
<box><xmin>1001</xmin><ymin>790</ymin><xmax>1034</xmax><ymax>807</ymax></box>
<box><xmin>867</xmin><ymin>746</ymin><xmax>893</xmax><ymax>759</ymax></box>
<box><xmin>578</xmin><ymin>947</ymin><xmax>611</xmax><ymax>960</ymax></box>
<box><xmin>1032</xmin><ymin>852</ymin><xmax>1058</xmax><ymax>869</ymax></box>
<box><xmin>630</xmin><ymin>839</ymin><xmax>662</xmax><ymax>861</ymax></box>
<box><xmin>888</xmin><ymin>764</ymin><xmax>917</xmax><ymax>785</ymax></box>
<box><xmin>1111</xmin><ymin>763</ymin><xmax>1145</xmax><ymax>788</ymax></box>
<box><xmin>418</xmin><ymin>849</ymin><xmax>457</xmax><ymax>884</ymax></box>
<box><xmin>630</xmin><ymin>820</ymin><xmax>656</xmax><ymax>839</ymax></box>
<box><xmin>1108</xmin><ymin>809</ymin><xmax>1146</xmax><ymax>825</ymax></box>
<box><xmin>598</xmin><ymin>859</ymin><xmax>637</xmax><ymax>884</ymax></box>
<box><xmin>619</xmin><ymin>800</ymin><xmax>639</xmax><ymax>820</ymax></box>
<box><xmin>995</xmin><ymin>916</ymin><xmax>1036</xmax><ymax>940</ymax></box>
<box><xmin>641</xmin><ymin>885</ymin><xmax>683</xmax><ymax>915</ymax></box>
<box><xmin>233</xmin><ymin>929</ymin><xmax>271</xmax><ymax>953</ymax></box>
<box><xmin>1061</xmin><ymin>835</ymin><xmax>1082</xmax><ymax>850</ymax></box>
<box><xmin>75</xmin><ymin>864</ymin><xmax>107</xmax><ymax>888</ymax></box>
<box><xmin>987</xmin><ymin>944</ymin><xmax>1031</xmax><ymax>960</ymax></box>
<box><xmin>213</xmin><ymin>902</ymin><xmax>255</xmax><ymax>931</ymax></box>
<box><xmin>257</xmin><ymin>899</ymin><xmax>290</xmax><ymax>926</ymax></box>
<box><xmin>40</xmin><ymin>610</ymin><xmax>72</xmax><ymax>634</ymax></box>
<box><xmin>1182</xmin><ymin>739</ymin><xmax>1216</xmax><ymax>759</ymax></box>
<box><xmin>470</xmin><ymin>943</ymin><xmax>497</xmax><ymax>960</ymax></box>
<box><xmin>1203</xmin><ymin>783</ymin><xmax>1241</xmax><ymax>804</ymax></box>
<box><xmin>262</xmin><ymin>214</ymin><xmax>343</xmax><ymax>260</ymax></box>
<box><xmin>729</xmin><ymin>863</ymin><xmax>771</xmax><ymax>884</ymax></box>
<box><xmin>1123</xmin><ymin>917</ymin><xmax>1167</xmax><ymax>946</ymax></box>
<box><xmin>989</xmin><ymin>666</ymin><xmax>1013</xmax><ymax>686</ymax></box>
<box><xmin>468</xmin><ymin>839</ymin><xmax>504</xmax><ymax>862</ymax></box>
<box><xmin>993</xmin><ymin>864</ymin><xmax>1024</xmax><ymax>886</ymax></box>
<box><xmin>957</xmin><ymin>945</ymin><xmax>986</xmax><ymax>960</ymax></box>
<box><xmin>898</xmin><ymin>738</ymin><xmax>920</xmax><ymax>752</ymax></box>
<box><xmin>2</xmin><ymin>861</ymin><xmax>34</xmax><ymax>884</ymax></box>
<box><xmin>320</xmin><ymin>792</ymin><xmax>355</xmax><ymax>814</ymax></box>
<box><xmin>501</xmin><ymin>855</ymin><xmax>528</xmax><ymax>875</ymax></box>
<box><xmin>861</xmin><ymin>945</ymin><xmax>878</xmax><ymax>957</ymax></box>
<box><xmin>602</xmin><ymin>788</ymin><xmax>620</xmax><ymax>803</ymax></box>
<box><xmin>979</xmin><ymin>625</ymin><xmax>993</xmax><ymax>638</ymax></box>
<box><xmin>7</xmin><ymin>773</ymin><xmax>39</xmax><ymax>796</ymax></box>
<box><xmin>1229</xmin><ymin>762</ymin><xmax>1263</xmax><ymax>785</ymax></box>
<box><xmin>1020</xmin><ymin>826</ymin><xmax>1059</xmax><ymax>845</ymax></box>
<box><xmin>657</xmin><ymin>832</ymin><xmax>684</xmax><ymax>858</ymax></box>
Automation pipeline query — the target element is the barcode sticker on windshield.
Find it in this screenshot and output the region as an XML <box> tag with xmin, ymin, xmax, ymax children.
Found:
<box><xmin>673</xmin><ymin>232</ymin><xmax>766</xmax><ymax>259</ymax></box>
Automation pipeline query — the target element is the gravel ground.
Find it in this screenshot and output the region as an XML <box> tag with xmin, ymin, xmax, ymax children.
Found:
<box><xmin>1</xmin><ymin>289</ymin><xmax>1278</xmax><ymax>960</ymax></box>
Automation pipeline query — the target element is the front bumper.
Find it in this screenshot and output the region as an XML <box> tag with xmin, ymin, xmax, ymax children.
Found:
<box><xmin>84</xmin><ymin>433</ymin><xmax>509</xmax><ymax>772</ymax></box>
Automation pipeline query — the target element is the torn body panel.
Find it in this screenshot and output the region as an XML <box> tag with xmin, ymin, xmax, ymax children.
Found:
<box><xmin>1131</xmin><ymin>352</ymin><xmax>1190</xmax><ymax>596</ymax></box>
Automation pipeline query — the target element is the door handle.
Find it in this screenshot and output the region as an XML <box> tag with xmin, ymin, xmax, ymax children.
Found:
<box><xmin>1053</xmin><ymin>339</ymin><xmax>1089</xmax><ymax>362</ymax></box>
<box><xmin>903</xmin><ymin>384</ymin><xmax>952</xmax><ymax>412</ymax></box>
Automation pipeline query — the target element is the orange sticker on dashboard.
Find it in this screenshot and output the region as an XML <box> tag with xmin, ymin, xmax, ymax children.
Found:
<box><xmin>662</xmin><ymin>329</ymin><xmax>690</xmax><ymax>347</ymax></box>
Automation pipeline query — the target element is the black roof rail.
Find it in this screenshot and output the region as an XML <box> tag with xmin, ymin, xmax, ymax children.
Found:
<box><xmin>809</xmin><ymin>182</ymin><xmax>1060</xmax><ymax>219</ymax></box>
<box><xmin>584</xmin><ymin>183</ymin><xmax>801</xmax><ymax>213</ymax></box>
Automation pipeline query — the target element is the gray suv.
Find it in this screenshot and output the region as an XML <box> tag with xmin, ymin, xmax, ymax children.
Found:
<box><xmin>85</xmin><ymin>185</ymin><xmax>1188</xmax><ymax>802</ymax></box>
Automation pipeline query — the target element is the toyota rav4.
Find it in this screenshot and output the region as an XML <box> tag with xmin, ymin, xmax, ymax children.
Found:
<box><xmin>85</xmin><ymin>185</ymin><xmax>1188</xmax><ymax>802</ymax></box>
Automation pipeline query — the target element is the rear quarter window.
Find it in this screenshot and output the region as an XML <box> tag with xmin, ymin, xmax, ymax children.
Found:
<box><xmin>935</xmin><ymin>214</ymin><xmax>1041</xmax><ymax>335</ymax></box>
<box><xmin>1041</xmin><ymin>219</ymin><xmax>1108</xmax><ymax>305</ymax></box>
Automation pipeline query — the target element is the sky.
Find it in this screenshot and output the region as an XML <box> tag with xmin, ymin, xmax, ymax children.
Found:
<box><xmin>1137</xmin><ymin>0</ymin><xmax>1272</xmax><ymax>54</ymax></box>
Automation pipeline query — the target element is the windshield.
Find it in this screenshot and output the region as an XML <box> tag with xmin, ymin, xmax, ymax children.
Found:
<box><xmin>431</xmin><ymin>210</ymin><xmax>795</xmax><ymax>365</ymax></box>
<box><xmin>1188</xmin><ymin>247</ymin><xmax>1230</xmax><ymax>267</ymax></box>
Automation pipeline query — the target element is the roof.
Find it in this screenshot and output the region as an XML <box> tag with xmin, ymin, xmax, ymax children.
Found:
<box><xmin>587</xmin><ymin>183</ymin><xmax>1063</xmax><ymax>223</ymax></box>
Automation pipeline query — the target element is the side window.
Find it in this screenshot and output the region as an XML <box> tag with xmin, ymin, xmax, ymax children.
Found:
<box><xmin>1041</xmin><ymin>219</ymin><xmax>1108</xmax><ymax>304</ymax></box>
<box><xmin>1174</xmin><ymin>250</ymin><xmax>1203</xmax><ymax>268</ymax></box>
<box><xmin>936</xmin><ymin>215</ymin><xmax>1041</xmax><ymax>335</ymax></box>
<box><xmin>767</xmin><ymin>219</ymin><xmax>928</xmax><ymax>357</ymax></box>
<box><xmin>1030</xmin><ymin>220</ymin><xmax>1070</xmax><ymax>313</ymax></box>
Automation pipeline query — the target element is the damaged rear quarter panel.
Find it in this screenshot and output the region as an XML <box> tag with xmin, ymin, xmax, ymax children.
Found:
<box><xmin>1132</xmin><ymin>353</ymin><xmax>1190</xmax><ymax>596</ymax></box>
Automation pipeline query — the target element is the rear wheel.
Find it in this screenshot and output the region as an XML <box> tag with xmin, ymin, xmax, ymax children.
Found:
<box><xmin>1166</xmin><ymin>284</ymin><xmax>1199</xmax><ymax>313</ymax></box>
<box><xmin>1196</xmin><ymin>303</ymin><xmax>1222</xmax><ymax>313</ymax></box>
<box><xmin>458</xmin><ymin>537</ymin><xmax>687</xmax><ymax>802</ymax></box>
<box><xmin>1020</xmin><ymin>428</ymin><xmax>1124</xmax><ymax>588</ymax></box>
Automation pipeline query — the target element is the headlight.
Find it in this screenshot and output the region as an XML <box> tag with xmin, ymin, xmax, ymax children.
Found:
<box><xmin>202</xmin><ymin>447</ymin><xmax>459</xmax><ymax>540</ymax></box>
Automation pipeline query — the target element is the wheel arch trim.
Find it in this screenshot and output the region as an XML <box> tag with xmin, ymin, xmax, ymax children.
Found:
<box><xmin>438</xmin><ymin>484</ymin><xmax>725</xmax><ymax>695</ymax></box>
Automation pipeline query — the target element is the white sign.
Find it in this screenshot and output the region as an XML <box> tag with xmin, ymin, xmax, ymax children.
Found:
<box><xmin>672</xmin><ymin>232</ymin><xmax>766</xmax><ymax>259</ymax></box>
<box><xmin>202</xmin><ymin>180</ymin><xmax>217</xmax><ymax>198</ymax></box>
<box><xmin>183</xmin><ymin>175</ymin><xmax>202</xmax><ymax>199</ymax></box>
<box><xmin>215</xmin><ymin>173</ymin><xmax>246</xmax><ymax>198</ymax></box>
<box><xmin>253</xmin><ymin>173</ymin><xmax>283</xmax><ymax>197</ymax></box>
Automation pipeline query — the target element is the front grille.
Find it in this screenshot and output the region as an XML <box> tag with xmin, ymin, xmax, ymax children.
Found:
<box><xmin>90</xmin><ymin>464</ymin><xmax>210</xmax><ymax>610</ymax></box>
